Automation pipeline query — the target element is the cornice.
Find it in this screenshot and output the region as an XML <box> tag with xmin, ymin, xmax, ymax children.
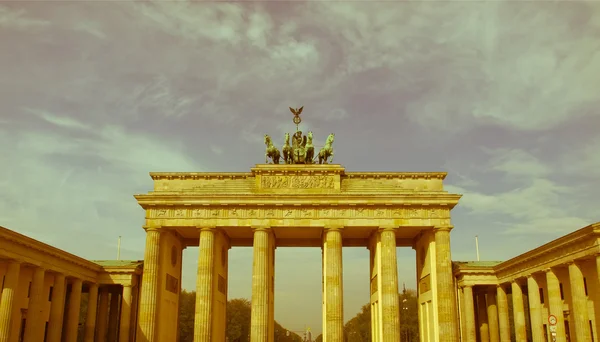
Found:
<box><xmin>0</xmin><ymin>227</ymin><xmax>102</xmax><ymax>273</ymax></box>
<box><xmin>134</xmin><ymin>194</ymin><xmax>462</xmax><ymax>206</ymax></box>
<box><xmin>493</xmin><ymin>224</ymin><xmax>600</xmax><ymax>274</ymax></box>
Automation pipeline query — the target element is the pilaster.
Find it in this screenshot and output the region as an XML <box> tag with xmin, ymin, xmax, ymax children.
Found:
<box><xmin>568</xmin><ymin>261</ymin><xmax>591</xmax><ymax>341</ymax></box>
<box><xmin>23</xmin><ymin>267</ymin><xmax>46</xmax><ymax>342</ymax></box>
<box><xmin>511</xmin><ymin>281</ymin><xmax>526</xmax><ymax>341</ymax></box>
<box><xmin>434</xmin><ymin>226</ymin><xmax>459</xmax><ymax>342</ymax></box>
<box><xmin>0</xmin><ymin>261</ymin><xmax>21</xmax><ymax>342</ymax></box>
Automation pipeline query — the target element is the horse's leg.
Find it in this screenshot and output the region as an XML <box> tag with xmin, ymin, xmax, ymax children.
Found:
<box><xmin>329</xmin><ymin>151</ymin><xmax>334</xmax><ymax>163</ymax></box>
<box><xmin>265</xmin><ymin>152</ymin><xmax>268</xmax><ymax>164</ymax></box>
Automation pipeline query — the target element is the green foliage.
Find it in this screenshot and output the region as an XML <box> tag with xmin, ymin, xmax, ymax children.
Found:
<box><xmin>343</xmin><ymin>289</ymin><xmax>420</xmax><ymax>342</ymax></box>
<box><xmin>178</xmin><ymin>291</ymin><xmax>302</xmax><ymax>342</ymax></box>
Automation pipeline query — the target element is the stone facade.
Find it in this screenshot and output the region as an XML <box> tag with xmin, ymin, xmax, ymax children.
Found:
<box><xmin>454</xmin><ymin>222</ymin><xmax>600</xmax><ymax>342</ymax></box>
<box><xmin>0</xmin><ymin>226</ymin><xmax>142</xmax><ymax>342</ymax></box>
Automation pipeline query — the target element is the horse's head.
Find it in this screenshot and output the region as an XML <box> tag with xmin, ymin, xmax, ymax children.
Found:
<box><xmin>284</xmin><ymin>132</ymin><xmax>289</xmax><ymax>142</ymax></box>
<box><xmin>264</xmin><ymin>134</ymin><xmax>271</xmax><ymax>145</ymax></box>
<box><xmin>327</xmin><ymin>133</ymin><xmax>335</xmax><ymax>143</ymax></box>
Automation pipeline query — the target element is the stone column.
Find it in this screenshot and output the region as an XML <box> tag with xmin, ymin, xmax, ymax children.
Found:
<box><xmin>23</xmin><ymin>267</ymin><xmax>46</xmax><ymax>342</ymax></box>
<box><xmin>545</xmin><ymin>268</ymin><xmax>566</xmax><ymax>342</ymax></box>
<box><xmin>568</xmin><ymin>261</ymin><xmax>591</xmax><ymax>341</ymax></box>
<box><xmin>434</xmin><ymin>227</ymin><xmax>459</xmax><ymax>342</ymax></box>
<box><xmin>596</xmin><ymin>255</ymin><xmax>600</xmax><ymax>286</ymax></box>
<box><xmin>83</xmin><ymin>283</ymin><xmax>99</xmax><ymax>342</ymax></box>
<box><xmin>108</xmin><ymin>291</ymin><xmax>121</xmax><ymax>340</ymax></box>
<box><xmin>462</xmin><ymin>286</ymin><xmax>476</xmax><ymax>342</ymax></box>
<box><xmin>496</xmin><ymin>285</ymin><xmax>510</xmax><ymax>342</ymax></box>
<box><xmin>137</xmin><ymin>228</ymin><xmax>162</xmax><ymax>342</ymax></box>
<box><xmin>323</xmin><ymin>228</ymin><xmax>344</xmax><ymax>342</ymax></box>
<box><xmin>120</xmin><ymin>285</ymin><xmax>133</xmax><ymax>342</ymax></box>
<box><xmin>527</xmin><ymin>275</ymin><xmax>544</xmax><ymax>341</ymax></box>
<box><xmin>96</xmin><ymin>287</ymin><xmax>110</xmax><ymax>342</ymax></box>
<box><xmin>194</xmin><ymin>228</ymin><xmax>215</xmax><ymax>342</ymax></box>
<box><xmin>65</xmin><ymin>278</ymin><xmax>83</xmax><ymax>342</ymax></box>
<box><xmin>47</xmin><ymin>273</ymin><xmax>66</xmax><ymax>342</ymax></box>
<box><xmin>511</xmin><ymin>281</ymin><xmax>526</xmax><ymax>341</ymax></box>
<box><xmin>380</xmin><ymin>228</ymin><xmax>400</xmax><ymax>341</ymax></box>
<box><xmin>477</xmin><ymin>293</ymin><xmax>489</xmax><ymax>342</ymax></box>
<box><xmin>0</xmin><ymin>261</ymin><xmax>21</xmax><ymax>342</ymax></box>
<box><xmin>486</xmin><ymin>290</ymin><xmax>499</xmax><ymax>342</ymax></box>
<box><xmin>251</xmin><ymin>228</ymin><xmax>271</xmax><ymax>342</ymax></box>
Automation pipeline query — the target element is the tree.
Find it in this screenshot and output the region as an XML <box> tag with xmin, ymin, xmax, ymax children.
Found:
<box><xmin>178</xmin><ymin>292</ymin><xmax>302</xmax><ymax>342</ymax></box>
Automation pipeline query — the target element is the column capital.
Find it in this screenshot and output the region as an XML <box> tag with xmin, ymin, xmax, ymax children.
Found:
<box><xmin>324</xmin><ymin>225</ymin><xmax>344</xmax><ymax>230</ymax></box>
<box><xmin>434</xmin><ymin>226</ymin><xmax>454</xmax><ymax>233</ymax></box>
<box><xmin>251</xmin><ymin>225</ymin><xmax>272</xmax><ymax>232</ymax></box>
<box><xmin>143</xmin><ymin>226</ymin><xmax>163</xmax><ymax>233</ymax></box>
<box><xmin>379</xmin><ymin>226</ymin><xmax>398</xmax><ymax>232</ymax></box>
<box><xmin>197</xmin><ymin>226</ymin><xmax>216</xmax><ymax>231</ymax></box>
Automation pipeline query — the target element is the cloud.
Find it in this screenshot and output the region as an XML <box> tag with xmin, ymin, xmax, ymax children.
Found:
<box><xmin>483</xmin><ymin>148</ymin><xmax>550</xmax><ymax>178</ymax></box>
<box><xmin>0</xmin><ymin>5</ymin><xmax>49</xmax><ymax>31</ymax></box>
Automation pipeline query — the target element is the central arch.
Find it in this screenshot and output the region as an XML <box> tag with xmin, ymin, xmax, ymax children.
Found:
<box><xmin>133</xmin><ymin>164</ymin><xmax>461</xmax><ymax>342</ymax></box>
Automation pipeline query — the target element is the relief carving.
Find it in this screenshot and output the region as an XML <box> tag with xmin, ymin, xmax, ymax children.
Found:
<box><xmin>375</xmin><ymin>209</ymin><xmax>386</xmax><ymax>217</ymax></box>
<box><xmin>192</xmin><ymin>209</ymin><xmax>204</xmax><ymax>217</ymax></box>
<box><xmin>155</xmin><ymin>209</ymin><xmax>168</xmax><ymax>217</ymax></box>
<box><xmin>174</xmin><ymin>209</ymin><xmax>186</xmax><ymax>218</ymax></box>
<box><xmin>284</xmin><ymin>209</ymin><xmax>294</xmax><ymax>218</ymax></box>
<box><xmin>261</xmin><ymin>175</ymin><xmax>335</xmax><ymax>189</ymax></box>
<box><xmin>247</xmin><ymin>209</ymin><xmax>257</xmax><ymax>217</ymax></box>
<box><xmin>320</xmin><ymin>208</ymin><xmax>332</xmax><ymax>218</ymax></box>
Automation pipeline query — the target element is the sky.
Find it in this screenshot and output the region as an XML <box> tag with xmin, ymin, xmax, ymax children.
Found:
<box><xmin>1</xmin><ymin>0</ymin><xmax>599</xmax><ymax>336</ymax></box>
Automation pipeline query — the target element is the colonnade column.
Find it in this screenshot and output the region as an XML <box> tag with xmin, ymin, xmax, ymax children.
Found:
<box><xmin>596</xmin><ymin>255</ymin><xmax>600</xmax><ymax>286</ymax></box>
<box><xmin>477</xmin><ymin>293</ymin><xmax>489</xmax><ymax>342</ymax></box>
<box><xmin>96</xmin><ymin>287</ymin><xmax>110</xmax><ymax>342</ymax></box>
<box><xmin>23</xmin><ymin>267</ymin><xmax>46</xmax><ymax>342</ymax></box>
<box><xmin>462</xmin><ymin>286</ymin><xmax>476</xmax><ymax>342</ymax></box>
<box><xmin>434</xmin><ymin>226</ymin><xmax>459</xmax><ymax>341</ymax></box>
<box><xmin>0</xmin><ymin>261</ymin><xmax>21</xmax><ymax>342</ymax></box>
<box><xmin>47</xmin><ymin>273</ymin><xmax>66</xmax><ymax>342</ymax></box>
<box><xmin>137</xmin><ymin>227</ymin><xmax>162</xmax><ymax>342</ymax></box>
<box><xmin>251</xmin><ymin>227</ymin><xmax>272</xmax><ymax>342</ymax></box>
<box><xmin>194</xmin><ymin>227</ymin><xmax>215</xmax><ymax>342</ymax></box>
<box><xmin>379</xmin><ymin>228</ymin><xmax>400</xmax><ymax>341</ymax></box>
<box><xmin>65</xmin><ymin>278</ymin><xmax>83</xmax><ymax>342</ymax></box>
<box><xmin>526</xmin><ymin>275</ymin><xmax>544</xmax><ymax>341</ymax></box>
<box><xmin>568</xmin><ymin>261</ymin><xmax>591</xmax><ymax>341</ymax></box>
<box><xmin>83</xmin><ymin>283</ymin><xmax>99</xmax><ymax>342</ymax></box>
<box><xmin>120</xmin><ymin>285</ymin><xmax>134</xmax><ymax>342</ymax></box>
<box><xmin>545</xmin><ymin>268</ymin><xmax>566</xmax><ymax>342</ymax></box>
<box><xmin>323</xmin><ymin>228</ymin><xmax>344</xmax><ymax>342</ymax></box>
<box><xmin>511</xmin><ymin>281</ymin><xmax>526</xmax><ymax>341</ymax></box>
<box><xmin>486</xmin><ymin>290</ymin><xmax>500</xmax><ymax>342</ymax></box>
<box><xmin>496</xmin><ymin>285</ymin><xmax>510</xmax><ymax>342</ymax></box>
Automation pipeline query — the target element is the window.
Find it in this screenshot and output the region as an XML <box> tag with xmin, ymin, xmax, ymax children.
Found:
<box><xmin>559</xmin><ymin>283</ymin><xmax>564</xmax><ymax>300</ymax></box>
<box><xmin>539</xmin><ymin>288</ymin><xmax>545</xmax><ymax>304</ymax></box>
<box><xmin>48</xmin><ymin>286</ymin><xmax>53</xmax><ymax>301</ymax></box>
<box><xmin>584</xmin><ymin>277</ymin><xmax>588</xmax><ymax>296</ymax></box>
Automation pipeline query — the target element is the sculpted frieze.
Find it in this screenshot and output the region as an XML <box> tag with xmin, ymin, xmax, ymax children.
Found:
<box><xmin>260</xmin><ymin>175</ymin><xmax>335</xmax><ymax>189</ymax></box>
<box><xmin>149</xmin><ymin>206</ymin><xmax>450</xmax><ymax>220</ymax></box>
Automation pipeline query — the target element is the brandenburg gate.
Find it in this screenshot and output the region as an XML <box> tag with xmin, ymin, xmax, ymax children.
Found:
<box><xmin>133</xmin><ymin>108</ymin><xmax>462</xmax><ymax>342</ymax></box>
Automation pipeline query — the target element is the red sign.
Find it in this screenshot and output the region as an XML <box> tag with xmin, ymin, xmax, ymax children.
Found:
<box><xmin>548</xmin><ymin>315</ymin><xmax>557</xmax><ymax>326</ymax></box>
